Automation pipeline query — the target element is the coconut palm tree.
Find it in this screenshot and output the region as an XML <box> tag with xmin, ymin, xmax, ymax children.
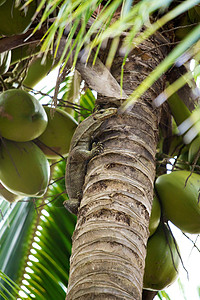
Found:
<box><xmin>0</xmin><ymin>0</ymin><xmax>200</xmax><ymax>299</ymax></box>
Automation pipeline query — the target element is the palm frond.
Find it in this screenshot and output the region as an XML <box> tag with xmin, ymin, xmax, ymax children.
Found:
<box><xmin>33</xmin><ymin>0</ymin><xmax>200</xmax><ymax>122</ymax></box>
<box><xmin>28</xmin><ymin>0</ymin><xmax>176</xmax><ymax>67</ymax></box>
<box><xmin>0</xmin><ymin>200</ymin><xmax>35</xmax><ymax>299</ymax></box>
<box><xmin>158</xmin><ymin>290</ymin><xmax>171</xmax><ymax>300</ymax></box>
<box><xmin>0</xmin><ymin>270</ymin><xmax>31</xmax><ymax>300</ymax></box>
<box><xmin>0</xmin><ymin>161</ymin><xmax>76</xmax><ymax>300</ymax></box>
<box><xmin>15</xmin><ymin>161</ymin><xmax>76</xmax><ymax>300</ymax></box>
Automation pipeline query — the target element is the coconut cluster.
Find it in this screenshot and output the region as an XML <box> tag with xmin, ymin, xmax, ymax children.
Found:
<box><xmin>144</xmin><ymin>169</ymin><xmax>200</xmax><ymax>291</ymax></box>
<box><xmin>0</xmin><ymin>89</ymin><xmax>77</xmax><ymax>202</ymax></box>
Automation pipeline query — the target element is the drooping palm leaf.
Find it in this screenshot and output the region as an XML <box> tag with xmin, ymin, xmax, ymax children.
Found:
<box><xmin>0</xmin><ymin>161</ymin><xmax>76</xmax><ymax>300</ymax></box>
<box><xmin>0</xmin><ymin>270</ymin><xmax>31</xmax><ymax>300</ymax></box>
<box><xmin>0</xmin><ymin>200</ymin><xmax>36</xmax><ymax>299</ymax></box>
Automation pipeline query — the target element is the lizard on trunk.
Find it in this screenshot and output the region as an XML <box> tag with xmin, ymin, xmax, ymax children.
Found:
<box><xmin>64</xmin><ymin>107</ymin><xmax>118</xmax><ymax>215</ymax></box>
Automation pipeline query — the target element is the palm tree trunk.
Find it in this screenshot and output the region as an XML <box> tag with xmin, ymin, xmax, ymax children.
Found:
<box><xmin>66</xmin><ymin>35</ymin><xmax>167</xmax><ymax>300</ymax></box>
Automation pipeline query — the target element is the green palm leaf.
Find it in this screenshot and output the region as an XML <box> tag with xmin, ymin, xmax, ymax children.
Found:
<box><xmin>0</xmin><ymin>200</ymin><xmax>35</xmax><ymax>299</ymax></box>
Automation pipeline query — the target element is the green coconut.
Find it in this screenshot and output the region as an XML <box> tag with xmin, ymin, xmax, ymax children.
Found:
<box><xmin>155</xmin><ymin>171</ymin><xmax>200</xmax><ymax>233</ymax></box>
<box><xmin>143</xmin><ymin>224</ymin><xmax>180</xmax><ymax>291</ymax></box>
<box><xmin>23</xmin><ymin>53</ymin><xmax>55</xmax><ymax>89</ymax></box>
<box><xmin>0</xmin><ymin>139</ymin><xmax>50</xmax><ymax>197</ymax></box>
<box><xmin>0</xmin><ymin>89</ymin><xmax>48</xmax><ymax>142</ymax></box>
<box><xmin>149</xmin><ymin>196</ymin><xmax>161</xmax><ymax>237</ymax></box>
<box><xmin>35</xmin><ymin>107</ymin><xmax>78</xmax><ymax>159</ymax></box>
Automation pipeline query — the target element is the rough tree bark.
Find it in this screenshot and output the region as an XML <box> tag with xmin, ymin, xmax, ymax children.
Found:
<box><xmin>66</xmin><ymin>34</ymin><xmax>167</xmax><ymax>300</ymax></box>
